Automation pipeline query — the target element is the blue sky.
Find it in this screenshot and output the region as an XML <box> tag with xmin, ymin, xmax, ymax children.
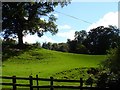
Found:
<box><xmin>23</xmin><ymin>2</ymin><xmax>118</xmax><ymax>44</ymax></box>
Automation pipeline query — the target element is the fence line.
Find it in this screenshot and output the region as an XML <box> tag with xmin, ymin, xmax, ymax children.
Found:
<box><xmin>0</xmin><ymin>75</ymin><xmax>110</xmax><ymax>90</ymax></box>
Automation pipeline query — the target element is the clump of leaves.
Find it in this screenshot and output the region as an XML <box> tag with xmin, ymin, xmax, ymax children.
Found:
<box><xmin>96</xmin><ymin>46</ymin><xmax>120</xmax><ymax>88</ymax></box>
<box><xmin>102</xmin><ymin>47</ymin><xmax>120</xmax><ymax>76</ymax></box>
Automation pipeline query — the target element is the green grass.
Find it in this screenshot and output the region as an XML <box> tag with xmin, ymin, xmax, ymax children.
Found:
<box><xmin>2</xmin><ymin>48</ymin><xmax>106</xmax><ymax>77</ymax></box>
<box><xmin>2</xmin><ymin>47</ymin><xmax>106</xmax><ymax>88</ymax></box>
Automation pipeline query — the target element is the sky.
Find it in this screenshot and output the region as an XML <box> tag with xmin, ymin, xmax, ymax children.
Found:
<box><xmin>23</xmin><ymin>1</ymin><xmax>119</xmax><ymax>44</ymax></box>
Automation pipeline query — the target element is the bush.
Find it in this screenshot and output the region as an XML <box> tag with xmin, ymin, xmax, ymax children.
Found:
<box><xmin>102</xmin><ymin>47</ymin><xmax>120</xmax><ymax>75</ymax></box>
<box><xmin>96</xmin><ymin>46</ymin><xmax>120</xmax><ymax>88</ymax></box>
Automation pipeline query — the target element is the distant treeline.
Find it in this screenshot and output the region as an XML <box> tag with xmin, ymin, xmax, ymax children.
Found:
<box><xmin>1</xmin><ymin>25</ymin><xmax>120</xmax><ymax>55</ymax></box>
<box><xmin>42</xmin><ymin>25</ymin><xmax>120</xmax><ymax>55</ymax></box>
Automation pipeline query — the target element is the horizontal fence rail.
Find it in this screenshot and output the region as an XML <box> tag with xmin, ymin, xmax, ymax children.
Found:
<box><xmin>0</xmin><ymin>75</ymin><xmax>117</xmax><ymax>90</ymax></box>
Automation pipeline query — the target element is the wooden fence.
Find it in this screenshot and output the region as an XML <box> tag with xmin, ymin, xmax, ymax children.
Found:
<box><xmin>0</xmin><ymin>75</ymin><xmax>111</xmax><ymax>90</ymax></box>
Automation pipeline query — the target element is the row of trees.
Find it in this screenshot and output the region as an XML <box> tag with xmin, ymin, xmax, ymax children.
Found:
<box><xmin>42</xmin><ymin>25</ymin><xmax>120</xmax><ymax>55</ymax></box>
<box><xmin>2</xmin><ymin>2</ymin><xmax>120</xmax><ymax>55</ymax></box>
<box><xmin>42</xmin><ymin>42</ymin><xmax>69</xmax><ymax>52</ymax></box>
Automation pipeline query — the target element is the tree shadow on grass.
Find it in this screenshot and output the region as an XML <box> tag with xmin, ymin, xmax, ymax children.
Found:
<box><xmin>2</xmin><ymin>44</ymin><xmax>39</xmax><ymax>62</ymax></box>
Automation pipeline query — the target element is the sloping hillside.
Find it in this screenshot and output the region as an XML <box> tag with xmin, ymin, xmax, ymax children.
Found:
<box><xmin>2</xmin><ymin>48</ymin><xmax>106</xmax><ymax>79</ymax></box>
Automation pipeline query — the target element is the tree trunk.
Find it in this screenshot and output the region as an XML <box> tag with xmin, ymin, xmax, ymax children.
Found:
<box><xmin>18</xmin><ymin>29</ymin><xmax>23</xmax><ymax>46</ymax></box>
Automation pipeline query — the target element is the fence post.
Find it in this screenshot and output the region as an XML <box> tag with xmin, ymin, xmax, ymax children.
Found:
<box><xmin>90</xmin><ymin>77</ymin><xmax>93</xmax><ymax>87</ymax></box>
<box><xmin>50</xmin><ymin>77</ymin><xmax>54</xmax><ymax>90</ymax></box>
<box><xmin>36</xmin><ymin>75</ymin><xmax>39</xmax><ymax>90</ymax></box>
<box><xmin>29</xmin><ymin>76</ymin><xmax>33</xmax><ymax>90</ymax></box>
<box><xmin>80</xmin><ymin>78</ymin><xmax>83</xmax><ymax>90</ymax></box>
<box><xmin>12</xmin><ymin>76</ymin><xmax>16</xmax><ymax>90</ymax></box>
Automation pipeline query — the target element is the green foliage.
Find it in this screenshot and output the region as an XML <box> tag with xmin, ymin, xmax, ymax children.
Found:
<box><xmin>86</xmin><ymin>26</ymin><xmax>120</xmax><ymax>54</ymax></box>
<box><xmin>32</xmin><ymin>42</ymin><xmax>41</xmax><ymax>48</ymax></box>
<box><xmin>102</xmin><ymin>46</ymin><xmax>120</xmax><ymax>75</ymax></box>
<box><xmin>42</xmin><ymin>42</ymin><xmax>52</xmax><ymax>50</ymax></box>
<box><xmin>41</xmin><ymin>25</ymin><xmax>120</xmax><ymax>55</ymax></box>
<box><xmin>95</xmin><ymin>46</ymin><xmax>120</xmax><ymax>88</ymax></box>
<box><xmin>57</xmin><ymin>43</ymin><xmax>69</xmax><ymax>52</ymax></box>
<box><xmin>2</xmin><ymin>2</ymin><xmax>70</xmax><ymax>45</ymax></box>
<box><xmin>76</xmin><ymin>44</ymin><xmax>88</xmax><ymax>54</ymax></box>
<box><xmin>74</xmin><ymin>30</ymin><xmax>87</xmax><ymax>44</ymax></box>
<box><xmin>67</xmin><ymin>39</ymin><xmax>77</xmax><ymax>53</ymax></box>
<box><xmin>42</xmin><ymin>42</ymin><xmax>69</xmax><ymax>52</ymax></box>
<box><xmin>96</xmin><ymin>72</ymin><xmax>108</xmax><ymax>88</ymax></box>
<box><xmin>85</xmin><ymin>77</ymin><xmax>93</xmax><ymax>86</ymax></box>
<box><xmin>66</xmin><ymin>25</ymin><xmax>120</xmax><ymax>55</ymax></box>
<box><xmin>67</xmin><ymin>39</ymin><xmax>88</xmax><ymax>54</ymax></box>
<box><xmin>66</xmin><ymin>30</ymin><xmax>88</xmax><ymax>54</ymax></box>
<box><xmin>52</xmin><ymin>43</ymin><xmax>59</xmax><ymax>50</ymax></box>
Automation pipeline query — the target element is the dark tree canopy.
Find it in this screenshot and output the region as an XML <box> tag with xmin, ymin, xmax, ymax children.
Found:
<box><xmin>42</xmin><ymin>25</ymin><xmax>120</xmax><ymax>55</ymax></box>
<box><xmin>102</xmin><ymin>46</ymin><xmax>120</xmax><ymax>75</ymax></box>
<box><xmin>86</xmin><ymin>26</ymin><xmax>120</xmax><ymax>54</ymax></box>
<box><xmin>66</xmin><ymin>26</ymin><xmax>120</xmax><ymax>54</ymax></box>
<box><xmin>42</xmin><ymin>42</ymin><xmax>69</xmax><ymax>52</ymax></box>
<box><xmin>2</xmin><ymin>2</ymin><xmax>70</xmax><ymax>46</ymax></box>
<box><xmin>67</xmin><ymin>30</ymin><xmax>88</xmax><ymax>54</ymax></box>
<box><xmin>74</xmin><ymin>30</ymin><xmax>87</xmax><ymax>44</ymax></box>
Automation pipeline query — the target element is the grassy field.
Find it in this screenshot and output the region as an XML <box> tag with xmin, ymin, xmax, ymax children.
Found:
<box><xmin>2</xmin><ymin>47</ymin><xmax>106</xmax><ymax>88</ymax></box>
<box><xmin>2</xmin><ymin>47</ymin><xmax>106</xmax><ymax>78</ymax></box>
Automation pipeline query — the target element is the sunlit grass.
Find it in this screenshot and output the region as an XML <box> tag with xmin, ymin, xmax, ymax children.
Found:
<box><xmin>2</xmin><ymin>48</ymin><xmax>106</xmax><ymax>86</ymax></box>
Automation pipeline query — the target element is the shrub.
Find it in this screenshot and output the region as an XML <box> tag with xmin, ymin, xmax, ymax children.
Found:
<box><xmin>96</xmin><ymin>46</ymin><xmax>120</xmax><ymax>88</ymax></box>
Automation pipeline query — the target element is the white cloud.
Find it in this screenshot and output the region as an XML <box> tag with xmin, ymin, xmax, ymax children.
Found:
<box><xmin>86</xmin><ymin>12</ymin><xmax>118</xmax><ymax>32</ymax></box>
<box><xmin>23</xmin><ymin>34</ymin><xmax>39</xmax><ymax>44</ymax></box>
<box><xmin>39</xmin><ymin>35</ymin><xmax>56</xmax><ymax>43</ymax></box>
<box><xmin>23</xmin><ymin>25</ymin><xmax>73</xmax><ymax>44</ymax></box>
<box><xmin>58</xmin><ymin>24</ymin><xmax>71</xmax><ymax>30</ymax></box>
<box><xmin>56</xmin><ymin>24</ymin><xmax>76</xmax><ymax>41</ymax></box>
<box><xmin>57</xmin><ymin>30</ymin><xmax>75</xmax><ymax>40</ymax></box>
<box><xmin>23</xmin><ymin>34</ymin><xmax>56</xmax><ymax>44</ymax></box>
<box><xmin>53</xmin><ymin>13</ymin><xmax>59</xmax><ymax>18</ymax></box>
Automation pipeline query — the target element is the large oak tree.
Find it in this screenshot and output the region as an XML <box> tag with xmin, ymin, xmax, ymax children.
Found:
<box><xmin>2</xmin><ymin>2</ymin><xmax>70</xmax><ymax>46</ymax></box>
